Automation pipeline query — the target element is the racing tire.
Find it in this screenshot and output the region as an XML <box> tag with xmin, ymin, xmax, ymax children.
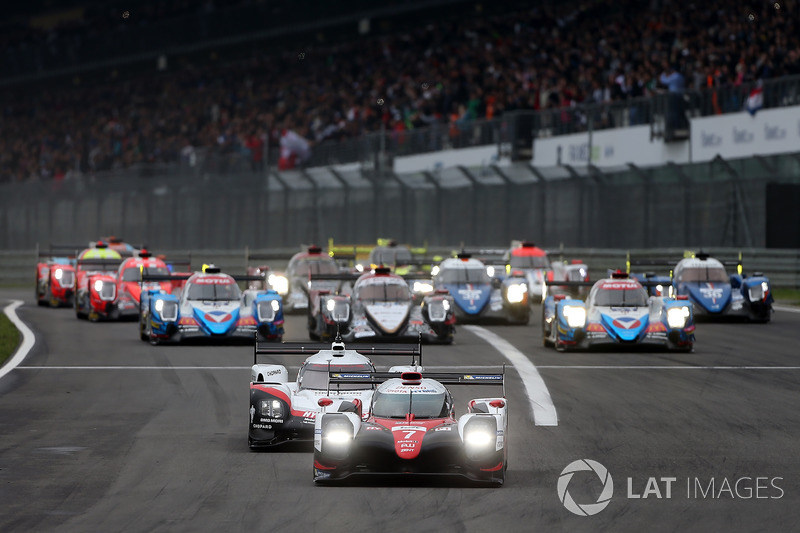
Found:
<box><xmin>139</xmin><ymin>317</ymin><xmax>148</xmax><ymax>342</ymax></box>
<box><xmin>146</xmin><ymin>320</ymin><xmax>160</xmax><ymax>346</ymax></box>
<box><xmin>75</xmin><ymin>294</ymin><xmax>88</xmax><ymax>320</ymax></box>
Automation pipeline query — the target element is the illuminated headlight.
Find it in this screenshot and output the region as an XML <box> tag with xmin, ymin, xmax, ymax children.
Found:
<box><xmin>154</xmin><ymin>299</ymin><xmax>178</xmax><ymax>321</ymax></box>
<box><xmin>322</xmin><ymin>420</ymin><xmax>354</xmax><ymax>458</ymax></box>
<box><xmin>54</xmin><ymin>268</ymin><xmax>63</xmax><ymax>280</ymax></box>
<box><xmin>355</xmin><ymin>264</ymin><xmax>364</xmax><ymax>273</ymax></box>
<box><xmin>258</xmin><ymin>300</ymin><xmax>278</xmax><ymax>322</ymax></box>
<box><xmin>268</xmin><ymin>274</ymin><xmax>289</xmax><ymax>295</ymax></box>
<box><xmin>656</xmin><ymin>284</ymin><xmax>664</xmax><ymax>296</ymax></box>
<box><xmin>431</xmin><ymin>265</ymin><xmax>439</xmax><ymax>276</ymax></box>
<box><xmin>155</xmin><ymin>299</ymin><xmax>164</xmax><ymax>313</ymax></box>
<box><xmin>506</xmin><ymin>283</ymin><xmax>527</xmax><ymax>303</ymax></box>
<box><xmin>94</xmin><ymin>280</ymin><xmax>116</xmax><ymax>301</ymax></box>
<box><xmin>326</xmin><ymin>299</ymin><xmax>336</xmax><ymax>312</ymax></box>
<box><xmin>666</xmin><ymin>306</ymin><xmax>690</xmax><ymax>329</ymax></box>
<box><xmin>325</xmin><ymin>430</ymin><xmax>352</xmax><ymax>445</ymax></box>
<box><xmin>260</xmin><ymin>399</ymin><xmax>284</xmax><ymax>419</ymax></box>
<box><xmin>486</xmin><ymin>266</ymin><xmax>495</xmax><ymax>277</ymax></box>
<box><xmin>427</xmin><ymin>300</ymin><xmax>448</xmax><ymax>322</ymax></box>
<box><xmin>94</xmin><ymin>279</ymin><xmax>104</xmax><ymax>292</ymax></box>
<box><xmin>413</xmin><ymin>281</ymin><xmax>434</xmax><ymax>294</ymax></box>
<box><xmin>463</xmin><ymin>418</ymin><xmax>497</xmax><ymax>459</ymax></box>
<box><xmin>562</xmin><ymin>305</ymin><xmax>586</xmax><ymax>328</ymax></box>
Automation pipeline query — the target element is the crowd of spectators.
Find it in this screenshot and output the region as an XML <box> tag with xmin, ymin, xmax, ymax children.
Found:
<box><xmin>2</xmin><ymin>0</ymin><xmax>799</xmax><ymax>183</ymax></box>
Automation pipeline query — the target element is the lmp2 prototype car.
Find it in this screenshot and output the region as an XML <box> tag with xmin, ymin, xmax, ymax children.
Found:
<box><xmin>313</xmin><ymin>369</ymin><xmax>507</xmax><ymax>485</ymax></box>
<box><xmin>249</xmin><ymin>339</ymin><xmax>423</xmax><ymax>449</ymax></box>
<box><xmin>308</xmin><ymin>267</ymin><xmax>456</xmax><ymax>344</ymax></box>
<box><xmin>260</xmin><ymin>245</ymin><xmax>343</xmax><ymax>314</ymax></box>
<box><xmin>73</xmin><ymin>243</ymin><xmax>123</xmax><ymax>320</ymax></box>
<box><xmin>36</xmin><ymin>244</ymin><xmax>80</xmax><ymax>307</ymax></box>
<box><xmin>434</xmin><ymin>254</ymin><xmax>529</xmax><ymax>325</ymax></box>
<box><xmin>629</xmin><ymin>252</ymin><xmax>773</xmax><ymax>322</ymax></box>
<box><xmin>542</xmin><ymin>272</ymin><xmax>695</xmax><ymax>351</ymax></box>
<box><xmin>139</xmin><ymin>265</ymin><xmax>284</xmax><ymax>344</ymax></box>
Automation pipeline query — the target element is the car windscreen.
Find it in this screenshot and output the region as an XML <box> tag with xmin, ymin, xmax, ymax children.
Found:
<box><xmin>593</xmin><ymin>287</ymin><xmax>649</xmax><ymax>307</ymax></box>
<box><xmin>356</xmin><ymin>282</ymin><xmax>410</xmax><ymax>302</ymax></box>
<box><xmin>509</xmin><ymin>255</ymin><xmax>549</xmax><ymax>269</ymax></box>
<box><xmin>186</xmin><ymin>282</ymin><xmax>241</xmax><ymax>301</ymax></box>
<box><xmin>293</xmin><ymin>259</ymin><xmax>339</xmax><ymax>276</ymax></box>
<box><xmin>437</xmin><ymin>266</ymin><xmax>490</xmax><ymax>284</ymax></box>
<box><xmin>371</xmin><ymin>391</ymin><xmax>449</xmax><ymax>419</ymax></box>
<box><xmin>121</xmin><ymin>266</ymin><xmax>170</xmax><ymax>281</ymax></box>
<box><xmin>678</xmin><ymin>266</ymin><xmax>728</xmax><ymax>283</ymax></box>
<box><xmin>370</xmin><ymin>247</ymin><xmax>413</xmax><ymax>265</ymax></box>
<box><xmin>299</xmin><ymin>364</ymin><xmax>374</xmax><ymax>391</ymax></box>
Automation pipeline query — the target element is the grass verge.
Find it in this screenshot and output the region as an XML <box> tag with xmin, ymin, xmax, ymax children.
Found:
<box><xmin>772</xmin><ymin>288</ymin><xmax>800</xmax><ymax>306</ymax></box>
<box><xmin>0</xmin><ymin>311</ymin><xmax>21</xmax><ymax>367</ymax></box>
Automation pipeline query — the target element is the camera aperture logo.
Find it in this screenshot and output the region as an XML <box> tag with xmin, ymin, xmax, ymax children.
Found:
<box><xmin>558</xmin><ymin>459</ymin><xmax>614</xmax><ymax>516</ymax></box>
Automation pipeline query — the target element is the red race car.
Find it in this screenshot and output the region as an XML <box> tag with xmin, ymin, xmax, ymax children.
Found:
<box><xmin>35</xmin><ymin>244</ymin><xmax>81</xmax><ymax>307</ymax></box>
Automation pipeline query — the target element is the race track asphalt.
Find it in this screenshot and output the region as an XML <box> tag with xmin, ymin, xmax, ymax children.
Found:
<box><xmin>1</xmin><ymin>287</ymin><xmax>799</xmax><ymax>533</ymax></box>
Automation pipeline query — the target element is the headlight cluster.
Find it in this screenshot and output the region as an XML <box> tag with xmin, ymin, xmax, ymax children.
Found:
<box><xmin>562</xmin><ymin>305</ymin><xmax>587</xmax><ymax>328</ymax></box>
<box><xmin>268</xmin><ymin>274</ymin><xmax>289</xmax><ymax>296</ymax></box>
<box><xmin>463</xmin><ymin>417</ymin><xmax>497</xmax><ymax>459</ymax></box>
<box><xmin>154</xmin><ymin>299</ymin><xmax>178</xmax><ymax>321</ymax></box>
<box><xmin>486</xmin><ymin>266</ymin><xmax>495</xmax><ymax>277</ymax></box>
<box><xmin>260</xmin><ymin>399</ymin><xmax>284</xmax><ymax>419</ymax></box>
<box><xmin>412</xmin><ymin>281</ymin><xmax>434</xmax><ymax>294</ymax></box>
<box><xmin>325</xmin><ymin>299</ymin><xmax>350</xmax><ymax>322</ymax></box>
<box><xmin>506</xmin><ymin>283</ymin><xmax>528</xmax><ymax>304</ymax></box>
<box><xmin>54</xmin><ymin>268</ymin><xmax>64</xmax><ymax>280</ymax></box>
<box><xmin>427</xmin><ymin>299</ymin><xmax>450</xmax><ymax>322</ymax></box>
<box><xmin>322</xmin><ymin>418</ymin><xmax>353</xmax><ymax>458</ymax></box>
<box><xmin>748</xmin><ymin>281</ymin><xmax>769</xmax><ymax>302</ymax></box>
<box><xmin>666</xmin><ymin>306</ymin><xmax>691</xmax><ymax>329</ymax></box>
<box><xmin>257</xmin><ymin>299</ymin><xmax>280</xmax><ymax>322</ymax></box>
<box><xmin>93</xmin><ymin>280</ymin><xmax>116</xmax><ymax>301</ymax></box>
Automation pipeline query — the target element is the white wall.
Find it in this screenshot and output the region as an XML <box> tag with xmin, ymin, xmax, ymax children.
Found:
<box><xmin>393</xmin><ymin>145</ymin><xmax>502</xmax><ymax>173</ymax></box>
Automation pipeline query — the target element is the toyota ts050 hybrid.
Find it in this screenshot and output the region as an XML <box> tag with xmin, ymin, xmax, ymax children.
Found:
<box><xmin>629</xmin><ymin>251</ymin><xmax>773</xmax><ymax>322</ymax></box>
<box><xmin>313</xmin><ymin>368</ymin><xmax>507</xmax><ymax>485</ymax></box>
<box><xmin>139</xmin><ymin>265</ymin><xmax>283</xmax><ymax>344</ymax></box>
<box><xmin>434</xmin><ymin>254</ymin><xmax>529</xmax><ymax>325</ymax></box>
<box><xmin>249</xmin><ymin>338</ymin><xmax>423</xmax><ymax>449</ymax></box>
<box><xmin>542</xmin><ymin>271</ymin><xmax>695</xmax><ymax>351</ymax></box>
<box><xmin>307</xmin><ymin>266</ymin><xmax>456</xmax><ymax>344</ymax></box>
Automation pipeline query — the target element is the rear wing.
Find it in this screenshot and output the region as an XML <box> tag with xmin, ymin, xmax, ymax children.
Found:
<box><xmin>254</xmin><ymin>339</ymin><xmax>423</xmax><ymax>366</ymax></box>
<box><xmin>544</xmin><ymin>278</ymin><xmax>669</xmax><ymax>291</ymax></box>
<box><xmin>627</xmin><ymin>251</ymin><xmax>744</xmax><ymax>275</ymax></box>
<box><xmin>140</xmin><ymin>272</ymin><xmax>264</xmax><ymax>284</ymax></box>
<box><xmin>37</xmin><ymin>242</ymin><xmax>84</xmax><ymax>259</ymax></box>
<box><xmin>327</xmin><ymin>368</ymin><xmax>506</xmax><ymax>396</ymax></box>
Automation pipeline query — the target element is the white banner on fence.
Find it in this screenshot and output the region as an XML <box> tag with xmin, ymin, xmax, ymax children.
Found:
<box><xmin>690</xmin><ymin>105</ymin><xmax>800</xmax><ymax>163</ymax></box>
<box><xmin>532</xmin><ymin>125</ymin><xmax>690</xmax><ymax>168</ymax></box>
<box><xmin>393</xmin><ymin>145</ymin><xmax>504</xmax><ymax>173</ymax></box>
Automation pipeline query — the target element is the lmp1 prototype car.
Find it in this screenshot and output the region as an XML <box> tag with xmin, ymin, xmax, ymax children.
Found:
<box><xmin>249</xmin><ymin>339</ymin><xmax>423</xmax><ymax>449</ymax></box>
<box><xmin>313</xmin><ymin>369</ymin><xmax>507</xmax><ymax>485</ymax></box>
<box><xmin>139</xmin><ymin>265</ymin><xmax>284</xmax><ymax>344</ymax></box>
<box><xmin>434</xmin><ymin>254</ymin><xmax>529</xmax><ymax>325</ymax></box>
<box><xmin>309</xmin><ymin>267</ymin><xmax>456</xmax><ymax>344</ymax></box>
<box><xmin>261</xmin><ymin>245</ymin><xmax>343</xmax><ymax>314</ymax></box>
<box><xmin>542</xmin><ymin>272</ymin><xmax>695</xmax><ymax>351</ymax></box>
<box><xmin>629</xmin><ymin>252</ymin><xmax>773</xmax><ymax>322</ymax></box>
<box><xmin>36</xmin><ymin>244</ymin><xmax>80</xmax><ymax>307</ymax></box>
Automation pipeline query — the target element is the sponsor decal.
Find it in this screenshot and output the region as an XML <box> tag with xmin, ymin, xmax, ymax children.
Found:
<box><xmin>193</xmin><ymin>276</ymin><xmax>235</xmax><ymax>285</ymax></box>
<box><xmin>252</xmin><ymin>424</ymin><xmax>273</xmax><ymax>429</ymax></box>
<box><xmin>178</xmin><ymin>317</ymin><xmax>198</xmax><ymax>326</ymax></box>
<box><xmin>646</xmin><ymin>323</ymin><xmax>667</xmax><ymax>333</ymax></box>
<box><xmin>611</xmin><ymin>317</ymin><xmax>642</xmax><ymax>330</ymax></box>
<box><xmin>434</xmin><ymin>426</ymin><xmax>452</xmax><ymax>432</ymax></box>
<box><xmin>259</xmin><ymin>418</ymin><xmax>282</xmax><ymax>423</ymax></box>
<box><xmin>699</xmin><ymin>284</ymin><xmax>723</xmax><ymax>302</ymax></box>
<box><xmin>205</xmin><ymin>310</ymin><xmax>233</xmax><ymax>323</ymax></box>
<box><xmin>237</xmin><ymin>316</ymin><xmax>258</xmax><ymax>326</ymax></box>
<box><xmin>585</xmin><ymin>323</ymin><xmax>606</xmax><ymax>333</ymax></box>
<box><xmin>458</xmin><ymin>285</ymin><xmax>483</xmax><ymax>306</ymax></box>
<box><xmin>331</xmin><ymin>373</ymin><xmax>371</xmax><ymax>379</ymax></box>
<box><xmin>599</xmin><ymin>281</ymin><xmax>639</xmax><ymax>290</ymax></box>
<box><xmin>463</xmin><ymin>374</ymin><xmax>503</xmax><ymax>381</ymax></box>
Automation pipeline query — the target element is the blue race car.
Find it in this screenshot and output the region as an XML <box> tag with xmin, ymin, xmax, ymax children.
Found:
<box><xmin>672</xmin><ymin>253</ymin><xmax>773</xmax><ymax>322</ymax></box>
<box><xmin>139</xmin><ymin>265</ymin><xmax>284</xmax><ymax>344</ymax></box>
<box><xmin>542</xmin><ymin>272</ymin><xmax>695</xmax><ymax>351</ymax></box>
<box><xmin>434</xmin><ymin>254</ymin><xmax>529</xmax><ymax>325</ymax></box>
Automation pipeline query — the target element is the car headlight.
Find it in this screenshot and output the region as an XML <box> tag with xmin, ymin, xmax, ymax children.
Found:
<box><xmin>463</xmin><ymin>417</ymin><xmax>497</xmax><ymax>459</ymax></box>
<box><xmin>427</xmin><ymin>300</ymin><xmax>448</xmax><ymax>322</ymax></box>
<box><xmin>259</xmin><ymin>399</ymin><xmax>284</xmax><ymax>419</ymax></box>
<box><xmin>154</xmin><ymin>299</ymin><xmax>178</xmax><ymax>321</ymax></box>
<box><xmin>413</xmin><ymin>281</ymin><xmax>434</xmax><ymax>294</ymax></box>
<box><xmin>257</xmin><ymin>300</ymin><xmax>277</xmax><ymax>322</ymax></box>
<box><xmin>54</xmin><ymin>268</ymin><xmax>63</xmax><ymax>280</ymax></box>
<box><xmin>666</xmin><ymin>306</ymin><xmax>690</xmax><ymax>329</ymax></box>
<box><xmin>326</xmin><ymin>300</ymin><xmax>350</xmax><ymax>322</ymax></box>
<box><xmin>655</xmin><ymin>284</ymin><xmax>664</xmax><ymax>296</ymax></box>
<box><xmin>562</xmin><ymin>305</ymin><xmax>586</xmax><ymax>328</ymax></box>
<box><xmin>155</xmin><ymin>299</ymin><xmax>164</xmax><ymax>313</ymax></box>
<box><xmin>271</xmin><ymin>299</ymin><xmax>280</xmax><ymax>312</ymax></box>
<box><xmin>268</xmin><ymin>274</ymin><xmax>289</xmax><ymax>295</ymax></box>
<box><xmin>325</xmin><ymin>430</ymin><xmax>352</xmax><ymax>445</ymax></box>
<box><xmin>747</xmin><ymin>285</ymin><xmax>762</xmax><ymax>302</ymax></box>
<box><xmin>506</xmin><ymin>283</ymin><xmax>527</xmax><ymax>304</ymax></box>
<box><xmin>322</xmin><ymin>419</ymin><xmax>354</xmax><ymax>458</ymax></box>
<box><xmin>431</xmin><ymin>265</ymin><xmax>439</xmax><ymax>276</ymax></box>
<box><xmin>486</xmin><ymin>266</ymin><xmax>495</xmax><ymax>277</ymax></box>
<box><xmin>94</xmin><ymin>279</ymin><xmax>104</xmax><ymax>292</ymax></box>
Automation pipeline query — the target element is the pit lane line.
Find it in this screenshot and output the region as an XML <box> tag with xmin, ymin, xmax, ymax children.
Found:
<box><xmin>462</xmin><ymin>325</ymin><xmax>559</xmax><ymax>427</ymax></box>
<box><xmin>1</xmin><ymin>300</ymin><xmax>36</xmax><ymax>381</ymax></box>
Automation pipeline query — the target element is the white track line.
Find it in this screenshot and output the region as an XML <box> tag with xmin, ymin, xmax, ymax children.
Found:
<box><xmin>1</xmin><ymin>300</ymin><xmax>36</xmax><ymax>381</ymax></box>
<box><xmin>536</xmin><ymin>365</ymin><xmax>800</xmax><ymax>370</ymax></box>
<box><xmin>463</xmin><ymin>325</ymin><xmax>558</xmax><ymax>426</ymax></box>
<box><xmin>773</xmin><ymin>305</ymin><xmax>800</xmax><ymax>314</ymax></box>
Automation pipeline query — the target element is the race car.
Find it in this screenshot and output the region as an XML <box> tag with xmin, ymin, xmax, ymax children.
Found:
<box><xmin>249</xmin><ymin>338</ymin><xmax>423</xmax><ymax>449</ymax></box>
<box><xmin>541</xmin><ymin>271</ymin><xmax>695</xmax><ymax>351</ymax></box>
<box><xmin>73</xmin><ymin>242</ymin><xmax>123</xmax><ymax>320</ymax></box>
<box><xmin>365</xmin><ymin>241</ymin><xmax>440</xmax><ymax>303</ymax></box>
<box><xmin>672</xmin><ymin>253</ymin><xmax>772</xmax><ymax>322</ymax></box>
<box><xmin>138</xmin><ymin>265</ymin><xmax>284</xmax><ymax>344</ymax></box>
<box><xmin>502</xmin><ymin>241</ymin><xmax>552</xmax><ymax>303</ymax></box>
<box><xmin>111</xmin><ymin>250</ymin><xmax>190</xmax><ymax>320</ymax></box>
<box><xmin>262</xmin><ymin>245</ymin><xmax>343</xmax><ymax>314</ymax></box>
<box><xmin>433</xmin><ymin>254</ymin><xmax>529</xmax><ymax>325</ymax></box>
<box><xmin>308</xmin><ymin>266</ymin><xmax>456</xmax><ymax>344</ymax></box>
<box><xmin>313</xmin><ymin>369</ymin><xmax>507</xmax><ymax>485</ymax></box>
<box><xmin>35</xmin><ymin>244</ymin><xmax>80</xmax><ymax>307</ymax></box>
<box><xmin>628</xmin><ymin>252</ymin><xmax>773</xmax><ymax>322</ymax></box>
<box><xmin>547</xmin><ymin>259</ymin><xmax>591</xmax><ymax>299</ymax></box>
